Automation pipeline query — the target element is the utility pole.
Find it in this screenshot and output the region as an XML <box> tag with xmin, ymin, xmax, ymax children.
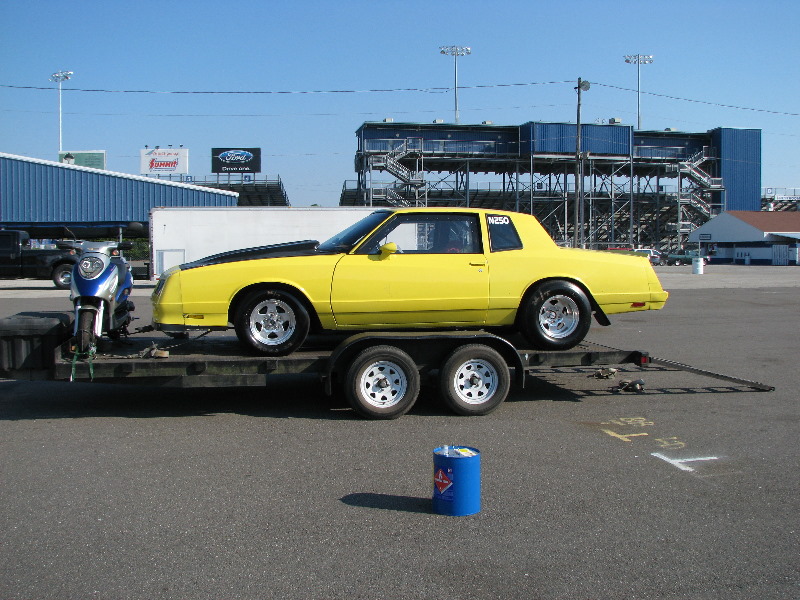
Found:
<box><xmin>574</xmin><ymin>78</ymin><xmax>590</xmax><ymax>248</ymax></box>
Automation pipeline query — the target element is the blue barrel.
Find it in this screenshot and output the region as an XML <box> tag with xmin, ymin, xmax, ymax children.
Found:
<box><xmin>432</xmin><ymin>446</ymin><xmax>481</xmax><ymax>516</ymax></box>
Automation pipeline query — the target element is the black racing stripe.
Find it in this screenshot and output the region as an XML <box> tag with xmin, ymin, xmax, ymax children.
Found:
<box><xmin>180</xmin><ymin>240</ymin><xmax>327</xmax><ymax>270</ymax></box>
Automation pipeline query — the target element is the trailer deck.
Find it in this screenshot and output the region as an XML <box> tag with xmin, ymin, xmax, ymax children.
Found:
<box><xmin>0</xmin><ymin>310</ymin><xmax>774</xmax><ymax>419</ymax></box>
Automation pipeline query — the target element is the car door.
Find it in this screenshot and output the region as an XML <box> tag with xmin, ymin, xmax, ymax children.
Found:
<box><xmin>330</xmin><ymin>213</ymin><xmax>489</xmax><ymax>327</ymax></box>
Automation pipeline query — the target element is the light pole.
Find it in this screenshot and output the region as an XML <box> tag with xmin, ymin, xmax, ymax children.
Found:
<box><xmin>50</xmin><ymin>70</ymin><xmax>73</xmax><ymax>152</ymax></box>
<box><xmin>439</xmin><ymin>46</ymin><xmax>471</xmax><ymax>124</ymax></box>
<box><xmin>623</xmin><ymin>54</ymin><xmax>653</xmax><ymax>130</ymax></box>
<box><xmin>574</xmin><ymin>78</ymin><xmax>590</xmax><ymax>248</ymax></box>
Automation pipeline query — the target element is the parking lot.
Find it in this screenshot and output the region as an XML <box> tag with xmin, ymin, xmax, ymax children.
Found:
<box><xmin>1</xmin><ymin>265</ymin><xmax>798</xmax><ymax>599</ymax></box>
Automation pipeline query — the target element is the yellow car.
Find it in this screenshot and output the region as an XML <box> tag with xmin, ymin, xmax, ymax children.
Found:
<box><xmin>152</xmin><ymin>208</ymin><xmax>668</xmax><ymax>355</ymax></box>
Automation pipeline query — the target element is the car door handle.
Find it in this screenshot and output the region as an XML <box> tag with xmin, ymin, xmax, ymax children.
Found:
<box><xmin>469</xmin><ymin>260</ymin><xmax>487</xmax><ymax>267</ymax></box>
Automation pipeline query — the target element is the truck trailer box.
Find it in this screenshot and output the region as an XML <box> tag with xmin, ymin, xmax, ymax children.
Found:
<box><xmin>149</xmin><ymin>206</ymin><xmax>377</xmax><ymax>279</ymax></box>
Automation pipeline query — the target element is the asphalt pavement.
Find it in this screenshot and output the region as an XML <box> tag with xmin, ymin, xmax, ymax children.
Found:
<box><xmin>1</xmin><ymin>265</ymin><xmax>798</xmax><ymax>599</ymax></box>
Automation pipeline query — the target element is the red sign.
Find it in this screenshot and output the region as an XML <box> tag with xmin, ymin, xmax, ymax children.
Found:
<box><xmin>434</xmin><ymin>468</ymin><xmax>453</xmax><ymax>494</ymax></box>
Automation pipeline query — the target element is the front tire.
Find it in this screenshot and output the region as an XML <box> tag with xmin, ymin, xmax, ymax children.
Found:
<box><xmin>76</xmin><ymin>310</ymin><xmax>97</xmax><ymax>354</ymax></box>
<box><xmin>440</xmin><ymin>344</ymin><xmax>510</xmax><ymax>416</ymax></box>
<box><xmin>519</xmin><ymin>281</ymin><xmax>592</xmax><ymax>350</ymax></box>
<box><xmin>345</xmin><ymin>345</ymin><xmax>420</xmax><ymax>419</ymax></box>
<box><xmin>234</xmin><ymin>289</ymin><xmax>310</xmax><ymax>356</ymax></box>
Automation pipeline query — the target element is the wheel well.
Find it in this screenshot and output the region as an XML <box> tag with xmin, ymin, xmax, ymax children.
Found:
<box><xmin>228</xmin><ymin>283</ymin><xmax>322</xmax><ymax>331</ymax></box>
<box><xmin>518</xmin><ymin>277</ymin><xmax>609</xmax><ymax>326</ymax></box>
<box><xmin>51</xmin><ymin>260</ymin><xmax>75</xmax><ymax>271</ymax></box>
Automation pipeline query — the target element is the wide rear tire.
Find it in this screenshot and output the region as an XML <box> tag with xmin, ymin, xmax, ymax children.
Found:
<box><xmin>519</xmin><ymin>281</ymin><xmax>591</xmax><ymax>350</ymax></box>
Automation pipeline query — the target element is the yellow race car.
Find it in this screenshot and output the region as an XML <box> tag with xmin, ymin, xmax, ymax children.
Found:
<box><xmin>152</xmin><ymin>208</ymin><xmax>668</xmax><ymax>355</ymax></box>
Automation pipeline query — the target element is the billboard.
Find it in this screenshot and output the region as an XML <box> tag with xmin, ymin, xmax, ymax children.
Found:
<box><xmin>59</xmin><ymin>151</ymin><xmax>106</xmax><ymax>169</ymax></box>
<box><xmin>211</xmin><ymin>148</ymin><xmax>262</xmax><ymax>174</ymax></box>
<box><xmin>140</xmin><ymin>148</ymin><xmax>189</xmax><ymax>175</ymax></box>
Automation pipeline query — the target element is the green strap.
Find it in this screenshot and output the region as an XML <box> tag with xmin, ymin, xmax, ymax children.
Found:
<box><xmin>70</xmin><ymin>347</ymin><xmax>96</xmax><ymax>382</ymax></box>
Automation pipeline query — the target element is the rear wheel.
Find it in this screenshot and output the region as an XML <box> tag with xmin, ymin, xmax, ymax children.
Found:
<box><xmin>345</xmin><ymin>345</ymin><xmax>420</xmax><ymax>420</ymax></box>
<box><xmin>519</xmin><ymin>281</ymin><xmax>592</xmax><ymax>350</ymax></box>
<box><xmin>234</xmin><ymin>289</ymin><xmax>310</xmax><ymax>356</ymax></box>
<box><xmin>76</xmin><ymin>310</ymin><xmax>96</xmax><ymax>354</ymax></box>
<box><xmin>440</xmin><ymin>344</ymin><xmax>510</xmax><ymax>416</ymax></box>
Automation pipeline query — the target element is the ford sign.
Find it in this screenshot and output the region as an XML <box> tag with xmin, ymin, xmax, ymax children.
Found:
<box><xmin>211</xmin><ymin>147</ymin><xmax>262</xmax><ymax>173</ymax></box>
<box><xmin>218</xmin><ymin>150</ymin><xmax>253</xmax><ymax>163</ymax></box>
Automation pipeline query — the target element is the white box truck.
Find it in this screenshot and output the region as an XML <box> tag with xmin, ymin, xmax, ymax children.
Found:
<box><xmin>149</xmin><ymin>206</ymin><xmax>377</xmax><ymax>279</ymax></box>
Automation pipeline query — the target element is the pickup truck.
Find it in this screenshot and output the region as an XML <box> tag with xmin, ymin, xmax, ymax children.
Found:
<box><xmin>0</xmin><ymin>230</ymin><xmax>78</xmax><ymax>289</ymax></box>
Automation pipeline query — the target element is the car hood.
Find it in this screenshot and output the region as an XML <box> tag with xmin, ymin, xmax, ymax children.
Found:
<box><xmin>180</xmin><ymin>240</ymin><xmax>322</xmax><ymax>270</ymax></box>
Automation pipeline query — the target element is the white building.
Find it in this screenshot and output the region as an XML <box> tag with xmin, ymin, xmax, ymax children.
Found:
<box><xmin>689</xmin><ymin>211</ymin><xmax>800</xmax><ymax>265</ymax></box>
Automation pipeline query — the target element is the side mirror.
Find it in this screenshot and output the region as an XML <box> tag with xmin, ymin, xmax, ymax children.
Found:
<box><xmin>379</xmin><ymin>242</ymin><xmax>398</xmax><ymax>257</ymax></box>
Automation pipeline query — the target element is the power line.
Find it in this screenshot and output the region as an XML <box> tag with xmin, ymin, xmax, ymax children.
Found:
<box><xmin>0</xmin><ymin>80</ymin><xmax>570</xmax><ymax>96</ymax></box>
<box><xmin>593</xmin><ymin>82</ymin><xmax>799</xmax><ymax>117</ymax></box>
<box><xmin>2</xmin><ymin>79</ymin><xmax>797</xmax><ymax>117</ymax></box>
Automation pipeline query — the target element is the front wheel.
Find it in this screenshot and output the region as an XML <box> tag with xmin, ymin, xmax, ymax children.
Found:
<box><xmin>345</xmin><ymin>345</ymin><xmax>420</xmax><ymax>419</ymax></box>
<box><xmin>440</xmin><ymin>344</ymin><xmax>511</xmax><ymax>416</ymax></box>
<box><xmin>519</xmin><ymin>281</ymin><xmax>592</xmax><ymax>350</ymax></box>
<box><xmin>76</xmin><ymin>310</ymin><xmax>97</xmax><ymax>354</ymax></box>
<box><xmin>234</xmin><ymin>289</ymin><xmax>310</xmax><ymax>356</ymax></box>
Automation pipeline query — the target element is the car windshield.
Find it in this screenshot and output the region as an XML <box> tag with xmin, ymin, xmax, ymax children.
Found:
<box><xmin>318</xmin><ymin>210</ymin><xmax>392</xmax><ymax>253</ymax></box>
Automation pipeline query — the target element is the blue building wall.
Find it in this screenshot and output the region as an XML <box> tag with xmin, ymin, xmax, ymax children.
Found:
<box><xmin>710</xmin><ymin>128</ymin><xmax>761</xmax><ymax>211</ymax></box>
<box><xmin>0</xmin><ymin>153</ymin><xmax>237</xmax><ymax>229</ymax></box>
<box><xmin>520</xmin><ymin>122</ymin><xmax>632</xmax><ymax>155</ymax></box>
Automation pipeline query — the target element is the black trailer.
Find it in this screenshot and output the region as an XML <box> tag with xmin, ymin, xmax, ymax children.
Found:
<box><xmin>0</xmin><ymin>311</ymin><xmax>773</xmax><ymax>420</ymax></box>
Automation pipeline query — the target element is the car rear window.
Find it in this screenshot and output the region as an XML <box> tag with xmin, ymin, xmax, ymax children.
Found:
<box><xmin>487</xmin><ymin>214</ymin><xmax>523</xmax><ymax>251</ymax></box>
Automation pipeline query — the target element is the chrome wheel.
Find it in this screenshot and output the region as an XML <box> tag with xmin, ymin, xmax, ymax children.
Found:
<box><xmin>538</xmin><ymin>294</ymin><xmax>580</xmax><ymax>340</ymax></box>
<box><xmin>520</xmin><ymin>281</ymin><xmax>592</xmax><ymax>351</ymax></box>
<box><xmin>235</xmin><ymin>289</ymin><xmax>310</xmax><ymax>356</ymax></box>
<box><xmin>248</xmin><ymin>298</ymin><xmax>296</xmax><ymax>346</ymax></box>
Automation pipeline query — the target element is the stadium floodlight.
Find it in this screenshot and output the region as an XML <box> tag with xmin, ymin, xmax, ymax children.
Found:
<box><xmin>50</xmin><ymin>70</ymin><xmax>74</xmax><ymax>152</ymax></box>
<box><xmin>439</xmin><ymin>46</ymin><xmax>471</xmax><ymax>124</ymax></box>
<box><xmin>624</xmin><ymin>55</ymin><xmax>653</xmax><ymax>130</ymax></box>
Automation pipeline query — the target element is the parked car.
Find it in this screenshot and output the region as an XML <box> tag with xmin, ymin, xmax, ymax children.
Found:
<box><xmin>666</xmin><ymin>249</ymin><xmax>708</xmax><ymax>266</ymax></box>
<box><xmin>152</xmin><ymin>208</ymin><xmax>669</xmax><ymax>356</ymax></box>
<box><xmin>606</xmin><ymin>247</ymin><xmax>663</xmax><ymax>266</ymax></box>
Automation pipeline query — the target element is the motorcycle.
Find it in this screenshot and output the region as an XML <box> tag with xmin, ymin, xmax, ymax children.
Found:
<box><xmin>58</xmin><ymin>240</ymin><xmax>136</xmax><ymax>354</ymax></box>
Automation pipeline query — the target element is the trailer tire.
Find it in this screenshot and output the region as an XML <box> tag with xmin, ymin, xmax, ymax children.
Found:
<box><xmin>440</xmin><ymin>344</ymin><xmax>510</xmax><ymax>416</ymax></box>
<box><xmin>234</xmin><ymin>289</ymin><xmax>309</xmax><ymax>356</ymax></box>
<box><xmin>519</xmin><ymin>281</ymin><xmax>591</xmax><ymax>350</ymax></box>
<box><xmin>52</xmin><ymin>264</ymin><xmax>73</xmax><ymax>289</ymax></box>
<box><xmin>345</xmin><ymin>345</ymin><xmax>420</xmax><ymax>420</ymax></box>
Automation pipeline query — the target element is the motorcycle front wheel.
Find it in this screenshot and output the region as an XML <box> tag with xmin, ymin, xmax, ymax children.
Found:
<box><xmin>76</xmin><ymin>310</ymin><xmax>97</xmax><ymax>354</ymax></box>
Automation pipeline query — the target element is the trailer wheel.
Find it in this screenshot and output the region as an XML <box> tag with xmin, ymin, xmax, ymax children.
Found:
<box><xmin>345</xmin><ymin>345</ymin><xmax>420</xmax><ymax>419</ymax></box>
<box><xmin>440</xmin><ymin>344</ymin><xmax>510</xmax><ymax>416</ymax></box>
<box><xmin>52</xmin><ymin>264</ymin><xmax>73</xmax><ymax>289</ymax></box>
<box><xmin>520</xmin><ymin>281</ymin><xmax>591</xmax><ymax>350</ymax></box>
<box><xmin>234</xmin><ymin>289</ymin><xmax>309</xmax><ymax>356</ymax></box>
<box><xmin>76</xmin><ymin>309</ymin><xmax>97</xmax><ymax>354</ymax></box>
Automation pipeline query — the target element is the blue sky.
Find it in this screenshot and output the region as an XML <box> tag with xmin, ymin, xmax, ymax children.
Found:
<box><xmin>1</xmin><ymin>0</ymin><xmax>797</xmax><ymax>206</ymax></box>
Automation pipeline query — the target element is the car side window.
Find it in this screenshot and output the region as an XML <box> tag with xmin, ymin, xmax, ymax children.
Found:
<box><xmin>487</xmin><ymin>214</ymin><xmax>523</xmax><ymax>252</ymax></box>
<box><xmin>356</xmin><ymin>214</ymin><xmax>482</xmax><ymax>255</ymax></box>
